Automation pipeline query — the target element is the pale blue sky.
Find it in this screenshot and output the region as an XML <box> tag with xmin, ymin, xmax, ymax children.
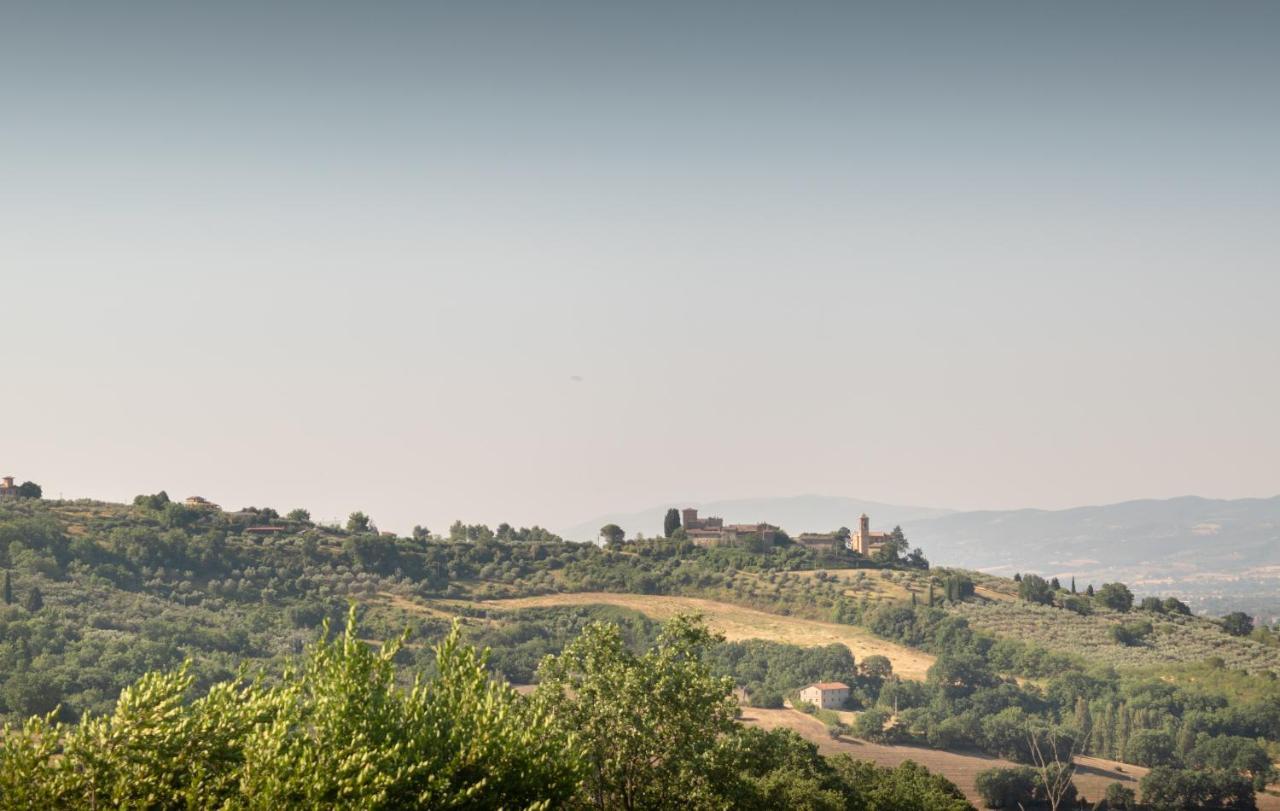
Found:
<box><xmin>2</xmin><ymin>2</ymin><xmax>1278</xmax><ymax>535</ymax></box>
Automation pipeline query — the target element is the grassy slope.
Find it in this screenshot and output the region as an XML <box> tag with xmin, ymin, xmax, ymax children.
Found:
<box><xmin>480</xmin><ymin>592</ymin><xmax>936</xmax><ymax>680</ymax></box>
<box><xmin>954</xmin><ymin>571</ymin><xmax>1280</xmax><ymax>673</ymax></box>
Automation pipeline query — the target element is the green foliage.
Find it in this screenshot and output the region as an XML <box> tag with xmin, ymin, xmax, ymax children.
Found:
<box><xmin>536</xmin><ymin>614</ymin><xmax>739</xmax><ymax>809</ymax></box>
<box><xmin>286</xmin><ymin>509</ymin><xmax>311</xmax><ymax>523</ymax></box>
<box><xmin>829</xmin><ymin>758</ymin><xmax>972</xmax><ymax>811</ymax></box>
<box><xmin>853</xmin><ymin>707</ymin><xmax>891</xmax><ymax>741</ymax></box>
<box><xmin>942</xmin><ymin>574</ymin><xmax>974</xmax><ymax>602</ymax></box>
<box><xmin>599</xmin><ymin>523</ymin><xmax>625</xmax><ymax>545</ymax></box>
<box><xmin>21</xmin><ymin>585</ymin><xmax>42</xmax><ymax>613</ymax></box>
<box><xmin>1124</xmin><ymin>728</ymin><xmax>1174</xmax><ymax>766</ymax></box>
<box><xmin>133</xmin><ymin>491</ymin><xmax>172</xmax><ymax>511</ymax></box>
<box><xmin>346</xmin><ymin>511</ymin><xmax>372</xmax><ymax>533</ymax></box>
<box><xmin>1221</xmin><ymin>611</ymin><xmax>1253</xmax><ymax>637</ymax></box>
<box><xmin>0</xmin><ymin>607</ymin><xmax>579</xmax><ymax>809</ymax></box>
<box><xmin>1097</xmin><ymin>582</ymin><xmax>1134</xmax><ymax>612</ymax></box>
<box><xmin>1019</xmin><ymin>574</ymin><xmax>1054</xmax><ymax>605</ymax></box>
<box><xmin>974</xmin><ymin>766</ymin><xmax>1038</xmax><ymax>809</ymax></box>
<box><xmin>706</xmin><ymin>639</ymin><xmax>856</xmax><ymax>706</ymax></box>
<box><xmin>1105</xmin><ymin>781</ymin><xmax>1136</xmax><ymax>810</ymax></box>
<box><xmin>15</xmin><ymin>482</ymin><xmax>42</xmax><ymax>500</ymax></box>
<box><xmin>663</xmin><ymin>508</ymin><xmax>681</xmax><ymax>538</ymax></box>
<box><xmin>1139</xmin><ymin>766</ymin><xmax>1256</xmax><ymax>810</ymax></box>
<box><xmin>1110</xmin><ymin>619</ymin><xmax>1153</xmax><ymax>647</ymax></box>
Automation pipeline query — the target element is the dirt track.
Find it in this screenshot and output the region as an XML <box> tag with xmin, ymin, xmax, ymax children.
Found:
<box><xmin>740</xmin><ymin>707</ymin><xmax>1280</xmax><ymax>810</ymax></box>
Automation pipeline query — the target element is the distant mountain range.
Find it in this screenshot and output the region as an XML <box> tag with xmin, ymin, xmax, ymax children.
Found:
<box><xmin>561</xmin><ymin>494</ymin><xmax>1280</xmax><ymax>618</ymax></box>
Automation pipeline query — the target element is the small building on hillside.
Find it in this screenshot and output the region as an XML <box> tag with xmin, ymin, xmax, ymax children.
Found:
<box><xmin>799</xmin><ymin>682</ymin><xmax>850</xmax><ymax>709</ymax></box>
<box><xmin>185</xmin><ymin>495</ymin><xmax>221</xmax><ymax>511</ymax></box>
<box><xmin>0</xmin><ymin>477</ymin><xmax>18</xmax><ymax>498</ymax></box>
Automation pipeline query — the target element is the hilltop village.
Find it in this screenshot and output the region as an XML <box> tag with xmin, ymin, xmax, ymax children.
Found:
<box><xmin>664</xmin><ymin>507</ymin><xmax>901</xmax><ymax>556</ymax></box>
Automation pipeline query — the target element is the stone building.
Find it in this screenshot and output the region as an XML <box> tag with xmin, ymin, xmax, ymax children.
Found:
<box><xmin>849</xmin><ymin>513</ymin><xmax>891</xmax><ymax>555</ymax></box>
<box><xmin>795</xmin><ymin>532</ymin><xmax>841</xmax><ymax>551</ymax></box>
<box><xmin>680</xmin><ymin>508</ymin><xmax>780</xmax><ymax>548</ymax></box>
<box><xmin>0</xmin><ymin>476</ymin><xmax>18</xmax><ymax>498</ymax></box>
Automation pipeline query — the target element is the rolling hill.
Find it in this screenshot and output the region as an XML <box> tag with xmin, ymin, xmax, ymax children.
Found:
<box><xmin>565</xmin><ymin>494</ymin><xmax>1280</xmax><ymax>618</ymax></box>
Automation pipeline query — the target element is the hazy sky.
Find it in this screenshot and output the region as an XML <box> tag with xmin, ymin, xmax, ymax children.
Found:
<box><xmin>2</xmin><ymin>1</ymin><xmax>1278</xmax><ymax>535</ymax></box>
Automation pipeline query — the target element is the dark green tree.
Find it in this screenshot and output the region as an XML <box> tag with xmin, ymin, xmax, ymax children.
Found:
<box><xmin>1105</xmin><ymin>782</ymin><xmax>1136</xmax><ymax>810</ymax></box>
<box><xmin>1097</xmin><ymin>582</ymin><xmax>1134</xmax><ymax>612</ymax></box>
<box><xmin>16</xmin><ymin>481</ymin><xmax>42</xmax><ymax>499</ymax></box>
<box><xmin>2</xmin><ymin>570</ymin><xmax>11</xmax><ymax>605</ymax></box>
<box><xmin>1019</xmin><ymin>574</ymin><xmax>1054</xmax><ymax>605</ymax></box>
<box><xmin>663</xmin><ymin>508</ymin><xmax>681</xmax><ymax>538</ymax></box>
<box><xmin>599</xmin><ymin>523</ymin><xmax>626</xmax><ymax>546</ymax></box>
<box><xmin>1221</xmin><ymin>611</ymin><xmax>1254</xmax><ymax>637</ymax></box>
<box><xmin>23</xmin><ymin>585</ymin><xmax>43</xmax><ymax>612</ymax></box>
<box><xmin>346</xmin><ymin>511</ymin><xmax>372</xmax><ymax>533</ymax></box>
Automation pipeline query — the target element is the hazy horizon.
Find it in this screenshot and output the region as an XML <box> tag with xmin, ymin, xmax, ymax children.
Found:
<box><xmin>4</xmin><ymin>2</ymin><xmax>1278</xmax><ymax>534</ymax></box>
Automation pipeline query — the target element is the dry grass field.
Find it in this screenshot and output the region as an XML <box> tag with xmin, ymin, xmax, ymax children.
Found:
<box><xmin>482</xmin><ymin>592</ymin><xmax>936</xmax><ymax>680</ymax></box>
<box><xmin>741</xmin><ymin>707</ymin><xmax>1280</xmax><ymax>810</ymax></box>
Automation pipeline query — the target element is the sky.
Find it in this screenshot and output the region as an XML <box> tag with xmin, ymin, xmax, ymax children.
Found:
<box><xmin>2</xmin><ymin>1</ymin><xmax>1278</xmax><ymax>536</ymax></box>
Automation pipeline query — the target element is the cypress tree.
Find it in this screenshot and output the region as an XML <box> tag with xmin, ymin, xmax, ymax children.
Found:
<box><xmin>2</xmin><ymin>570</ymin><xmax>11</xmax><ymax>605</ymax></box>
<box><xmin>1116</xmin><ymin>704</ymin><xmax>1132</xmax><ymax>761</ymax></box>
<box><xmin>23</xmin><ymin>585</ymin><xmax>43</xmax><ymax>613</ymax></box>
<box><xmin>1075</xmin><ymin>697</ymin><xmax>1093</xmax><ymax>751</ymax></box>
<box><xmin>1070</xmin><ymin>576</ymin><xmax>1077</xmax><ymax>594</ymax></box>
<box><xmin>1096</xmin><ymin>703</ymin><xmax>1113</xmax><ymax>758</ymax></box>
<box><xmin>662</xmin><ymin>508</ymin><xmax>681</xmax><ymax>538</ymax></box>
<box><xmin>1176</xmin><ymin>722</ymin><xmax>1196</xmax><ymax>761</ymax></box>
<box><xmin>927</xmin><ymin>581</ymin><xmax>935</xmax><ymax>607</ymax></box>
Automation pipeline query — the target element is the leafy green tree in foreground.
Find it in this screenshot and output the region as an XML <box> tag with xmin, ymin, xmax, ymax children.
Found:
<box><xmin>536</xmin><ymin>614</ymin><xmax>972</xmax><ymax>811</ymax></box>
<box><xmin>537</xmin><ymin>614</ymin><xmax>739</xmax><ymax>809</ymax></box>
<box><xmin>16</xmin><ymin>481</ymin><xmax>42</xmax><ymax>499</ymax></box>
<box><xmin>0</xmin><ymin>607</ymin><xmax>577</xmax><ymax>810</ymax></box>
<box><xmin>599</xmin><ymin>523</ymin><xmax>626</xmax><ymax>546</ymax></box>
<box><xmin>346</xmin><ymin>511</ymin><xmax>372</xmax><ymax>532</ymax></box>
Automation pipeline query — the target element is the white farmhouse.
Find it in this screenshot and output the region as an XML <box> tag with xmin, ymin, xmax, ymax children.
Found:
<box><xmin>799</xmin><ymin>681</ymin><xmax>850</xmax><ymax>709</ymax></box>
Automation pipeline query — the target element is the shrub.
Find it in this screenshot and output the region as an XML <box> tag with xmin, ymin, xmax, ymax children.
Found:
<box><xmin>854</xmin><ymin>707</ymin><xmax>892</xmax><ymax>741</ymax></box>
<box><xmin>975</xmin><ymin>766</ymin><xmax>1038</xmax><ymax>809</ymax></box>
<box><xmin>1110</xmin><ymin>620</ymin><xmax>1153</xmax><ymax>647</ymax></box>
<box><xmin>1105</xmin><ymin>781</ymin><xmax>1136</xmax><ymax>810</ymax></box>
<box><xmin>1097</xmin><ymin>583</ymin><xmax>1134</xmax><ymax>612</ymax></box>
<box><xmin>1019</xmin><ymin>574</ymin><xmax>1054</xmax><ymax>605</ymax></box>
<box><xmin>1140</xmin><ymin>766</ymin><xmax>1255</xmax><ymax>810</ymax></box>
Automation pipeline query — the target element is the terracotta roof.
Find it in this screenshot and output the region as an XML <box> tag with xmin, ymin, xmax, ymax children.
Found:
<box><xmin>807</xmin><ymin>682</ymin><xmax>850</xmax><ymax>691</ymax></box>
